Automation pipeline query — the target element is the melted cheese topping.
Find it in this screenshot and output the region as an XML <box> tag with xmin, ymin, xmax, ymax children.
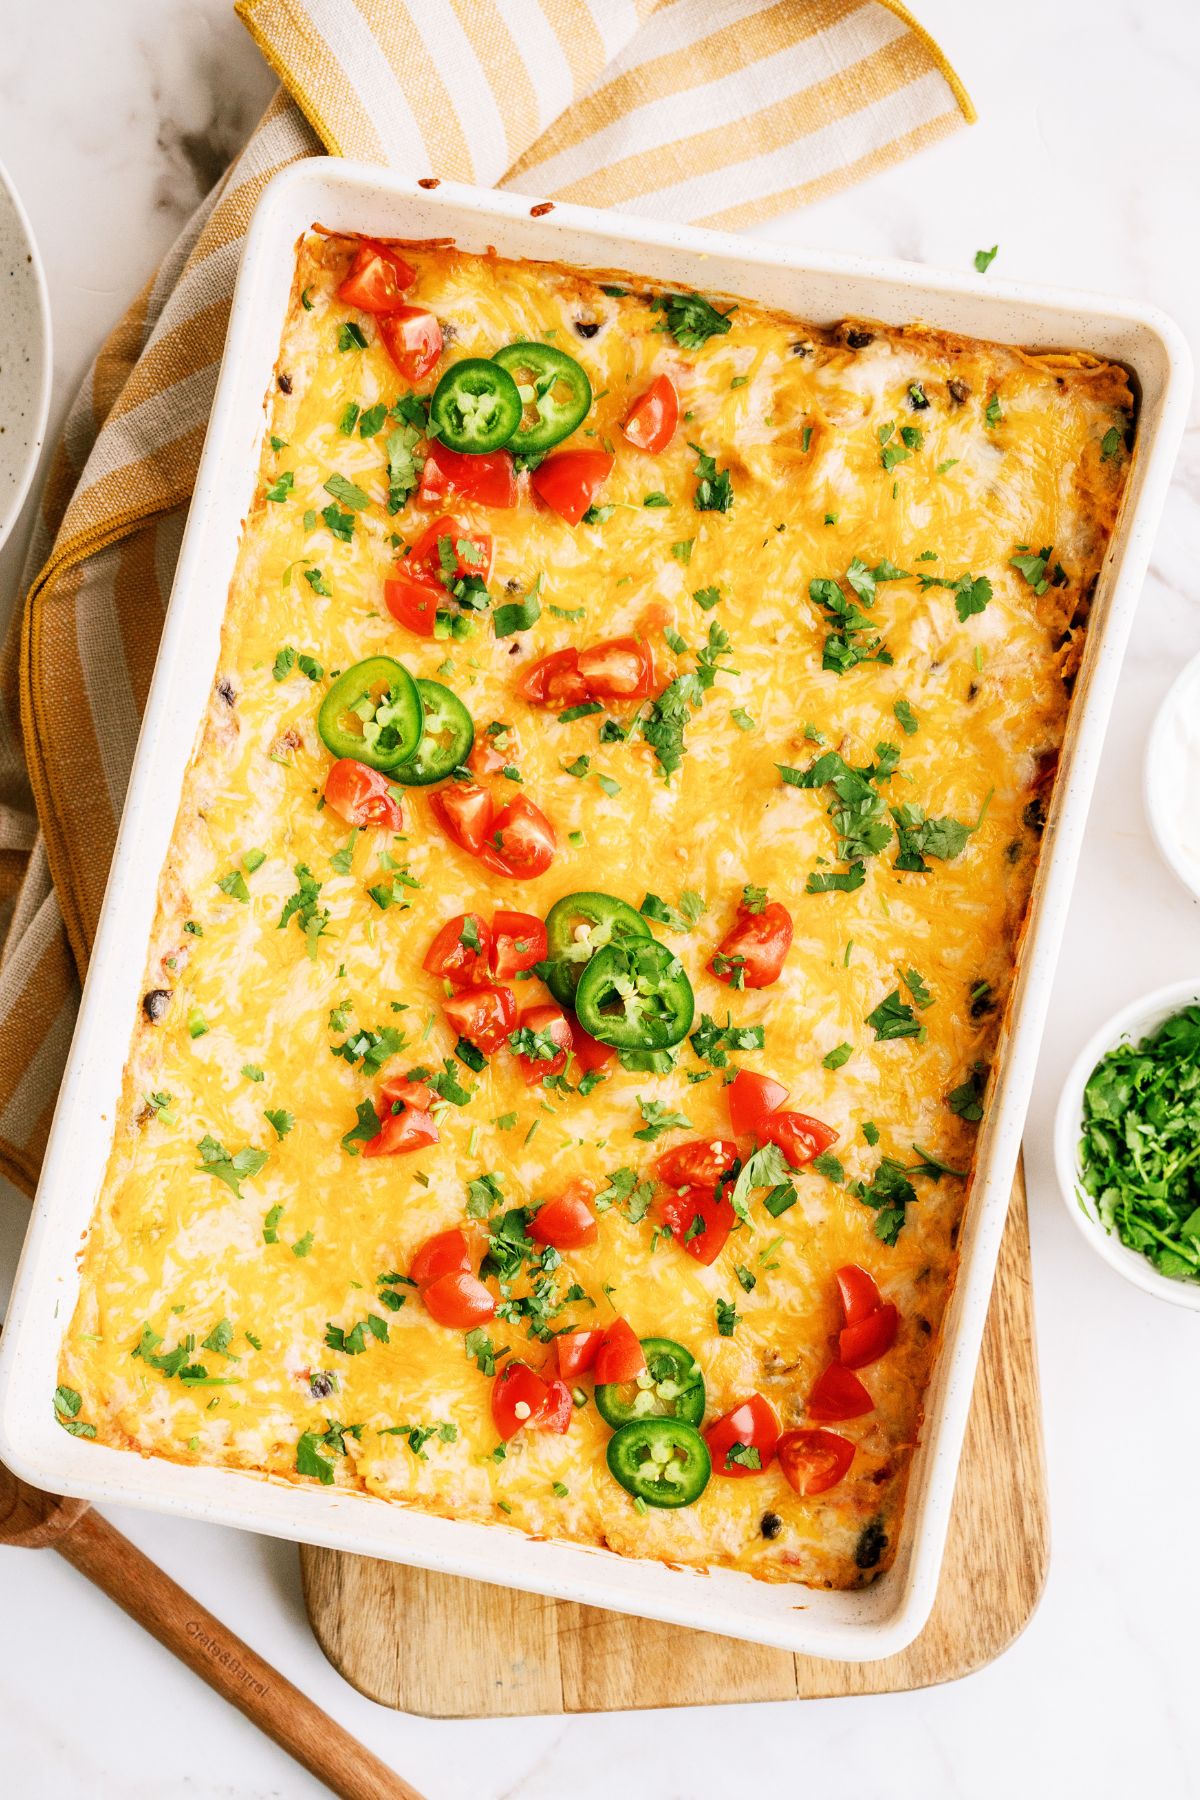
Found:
<box><xmin>59</xmin><ymin>232</ymin><xmax>1132</xmax><ymax>1589</ymax></box>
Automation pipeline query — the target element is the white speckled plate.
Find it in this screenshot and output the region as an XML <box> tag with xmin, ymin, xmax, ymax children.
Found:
<box><xmin>0</xmin><ymin>158</ymin><xmax>51</xmax><ymax>552</ymax></box>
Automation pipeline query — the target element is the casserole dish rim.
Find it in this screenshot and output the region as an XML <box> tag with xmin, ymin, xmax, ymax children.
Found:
<box><xmin>0</xmin><ymin>157</ymin><xmax>1189</xmax><ymax>1662</ymax></box>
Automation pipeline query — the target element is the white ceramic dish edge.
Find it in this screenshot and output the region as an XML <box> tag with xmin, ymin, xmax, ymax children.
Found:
<box><xmin>1054</xmin><ymin>978</ymin><xmax>1200</xmax><ymax>1311</ymax></box>
<box><xmin>1143</xmin><ymin>649</ymin><xmax>1200</xmax><ymax>906</ymax></box>
<box><xmin>0</xmin><ymin>160</ymin><xmax>1191</xmax><ymax>1662</ymax></box>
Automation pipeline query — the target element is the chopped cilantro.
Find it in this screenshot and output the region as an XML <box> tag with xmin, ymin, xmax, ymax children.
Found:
<box><xmin>715</xmin><ymin>1297</ymin><xmax>740</xmax><ymax>1337</ymax></box>
<box><xmin>690</xmin><ymin>443</ymin><xmax>733</xmax><ymax>513</ymax></box>
<box><xmin>633</xmin><ymin>1098</ymin><xmax>693</xmax><ymax>1142</ymax></box>
<box><xmin>648</xmin><ymin>291</ymin><xmax>735</xmax><ymax>349</ymax></box>
<box><xmin>866</xmin><ymin>991</ymin><xmax>921</xmax><ymax>1041</ymax></box>
<box><xmin>195</xmin><ymin>1134</ymin><xmax>267</xmax><ymax>1197</ymax></box>
<box><xmin>278</xmin><ymin>863</ymin><xmax>329</xmax><ymax>957</ymax></box>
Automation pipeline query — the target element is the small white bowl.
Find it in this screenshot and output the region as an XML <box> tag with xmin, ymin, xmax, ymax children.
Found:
<box><xmin>0</xmin><ymin>157</ymin><xmax>52</xmax><ymax>554</ymax></box>
<box><xmin>1145</xmin><ymin>650</ymin><xmax>1200</xmax><ymax>905</ymax></box>
<box><xmin>1055</xmin><ymin>978</ymin><xmax>1200</xmax><ymax>1310</ymax></box>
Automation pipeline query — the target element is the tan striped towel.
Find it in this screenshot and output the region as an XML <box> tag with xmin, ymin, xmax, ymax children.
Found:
<box><xmin>0</xmin><ymin>0</ymin><xmax>971</xmax><ymax>1197</ymax></box>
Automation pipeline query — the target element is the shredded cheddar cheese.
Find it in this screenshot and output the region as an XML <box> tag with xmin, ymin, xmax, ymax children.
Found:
<box><xmin>58</xmin><ymin>231</ymin><xmax>1133</xmax><ymax>1588</ymax></box>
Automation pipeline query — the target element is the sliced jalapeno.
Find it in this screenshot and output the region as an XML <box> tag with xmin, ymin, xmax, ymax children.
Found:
<box><xmin>607</xmin><ymin>1418</ymin><xmax>711</xmax><ymax>1509</ymax></box>
<box><xmin>389</xmin><ymin>679</ymin><xmax>474</xmax><ymax>787</ymax></box>
<box><xmin>596</xmin><ymin>1338</ymin><xmax>705</xmax><ymax>1430</ymax></box>
<box><xmin>541</xmin><ymin>891</ymin><xmax>652</xmax><ymax>1010</ymax></box>
<box><xmin>317</xmin><ymin>656</ymin><xmax>423</xmax><ymax>773</ymax></box>
<box><xmin>430</xmin><ymin>358</ymin><xmax>523</xmax><ymax>454</ymax></box>
<box><xmin>575</xmin><ymin>937</ymin><xmax>695</xmax><ymax>1050</ymax></box>
<box><xmin>491</xmin><ymin>343</ymin><xmax>592</xmax><ymax>454</ymax></box>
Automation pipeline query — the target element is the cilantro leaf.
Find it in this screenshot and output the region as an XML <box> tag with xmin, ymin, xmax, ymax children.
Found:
<box><xmin>195</xmin><ymin>1134</ymin><xmax>268</xmax><ymax>1197</ymax></box>
<box><xmin>689</xmin><ymin>443</ymin><xmax>734</xmax><ymax>513</ymax></box>
<box><xmin>633</xmin><ymin>1098</ymin><xmax>693</xmax><ymax>1142</ymax></box>
<box><xmin>648</xmin><ymin>291</ymin><xmax>735</xmax><ymax>349</ymax></box>
<box><xmin>866</xmin><ymin>991</ymin><xmax>921</xmax><ymax>1041</ymax></box>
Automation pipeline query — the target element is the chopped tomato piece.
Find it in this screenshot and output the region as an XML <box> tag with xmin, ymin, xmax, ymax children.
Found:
<box><xmin>442</xmin><ymin>983</ymin><xmax>517</xmax><ymax>1056</ymax></box>
<box><xmin>838</xmin><ymin>1303</ymin><xmax>899</xmax><ymax>1370</ymax></box>
<box><xmin>384</xmin><ymin>568</ymin><xmax>440</xmax><ymax>636</ymax></box>
<box><xmin>423</xmin><ymin>912</ymin><xmax>492</xmax><ymax>989</ymax></box>
<box><xmin>490</xmin><ymin>910</ymin><xmax>548</xmax><ymax>980</ymax></box>
<box><xmin>593</xmin><ymin>1318</ymin><xmax>647</xmax><ymax>1385</ymax></box>
<box><xmin>513</xmin><ymin>1002</ymin><xmax>573</xmax><ymax>1084</ymax></box>
<box><xmin>835</xmin><ymin>1265</ymin><xmax>883</xmax><ymax>1329</ymax></box>
<box><xmin>362</xmin><ymin>1107</ymin><xmax>439</xmax><ymax>1158</ymax></box>
<box><xmin>418</xmin><ymin>442</ymin><xmax>517</xmax><ymax>510</ymax></box>
<box><xmin>323</xmin><ymin>758</ymin><xmax>404</xmax><ymax>831</ymax></box>
<box><xmin>477</xmin><ymin>794</ymin><xmax>556</xmax><ymax>879</ymax></box>
<box><xmin>529</xmin><ymin>1178</ymin><xmax>598</xmax><ymax>1249</ymax></box>
<box><xmin>705</xmin><ymin>1394</ymin><xmax>780</xmax><ymax>1478</ymax></box>
<box><xmin>531</xmin><ymin>451</ymin><xmax>614</xmax><ymax>526</ymax></box>
<box><xmin>408</xmin><ymin>1227</ymin><xmax>473</xmax><ymax>1289</ymax></box>
<box><xmin>537</xmin><ymin>1378</ymin><xmax>574</xmax><ymax>1434</ymax></box>
<box><xmin>576</xmin><ymin>637</ymin><xmax>654</xmax><ymax>700</ymax></box>
<box><xmin>377</xmin><ymin>1075</ymin><xmax>437</xmax><ymax>1116</ymax></box>
<box><xmin>518</xmin><ymin>647</ymin><xmax>591</xmax><ymax>711</ymax></box>
<box><xmin>553</xmin><ymin>1329</ymin><xmax>602</xmax><ymax>1381</ymax></box>
<box><xmin>777</xmin><ymin>1428</ymin><xmax>855</xmax><ymax>1497</ymax></box>
<box><xmin>711</xmin><ymin>899</ymin><xmax>793</xmax><ymax>990</ymax></box>
<box><xmin>570</xmin><ymin>1024</ymin><xmax>616</xmax><ymax>1076</ymax></box>
<box><xmin>378</xmin><ymin>306</ymin><xmax>443</xmax><ymax>384</ymax></box>
<box><xmin>491</xmin><ymin>1362</ymin><xmax>573</xmax><ymax>1439</ymax></box>
<box><xmin>622</xmin><ymin>374</ymin><xmax>679</xmax><ymax>455</ymax></box>
<box><xmin>468</xmin><ymin>732</ymin><xmax>511</xmax><ymax>777</ymax></box>
<box><xmin>406</xmin><ymin>515</ymin><xmax>493</xmax><ymax>587</ymax></box>
<box><xmin>429</xmin><ymin>782</ymin><xmax>495</xmax><ymax>857</ymax></box>
<box><xmin>337</xmin><ymin>242</ymin><xmax>416</xmax><ymax>313</ymax></box>
<box><xmin>726</xmin><ymin>1069</ymin><xmax>790</xmax><ymax>1137</ymax></box>
<box><xmin>762</xmin><ymin>1110</ymin><xmax>838</xmax><ymax>1168</ymax></box>
<box><xmin>655</xmin><ymin>1184</ymin><xmax>735</xmax><ymax>1267</ymax></box>
<box><xmin>808</xmin><ymin>1363</ymin><xmax>874</xmax><ymax>1422</ymax></box>
<box><xmin>521</xmin><ymin>639</ymin><xmax>652</xmax><ymax>710</ymax></box>
<box><xmin>653</xmin><ymin>1139</ymin><xmax>739</xmax><ymax>1192</ymax></box>
<box><xmin>422</xmin><ymin>1269</ymin><xmax>495</xmax><ymax>1329</ymax></box>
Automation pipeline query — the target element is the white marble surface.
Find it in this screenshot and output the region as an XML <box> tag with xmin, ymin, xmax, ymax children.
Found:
<box><xmin>1</xmin><ymin>2</ymin><xmax>1199</xmax><ymax>1795</ymax></box>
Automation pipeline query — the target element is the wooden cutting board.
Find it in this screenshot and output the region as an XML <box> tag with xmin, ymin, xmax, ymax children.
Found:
<box><xmin>301</xmin><ymin>1166</ymin><xmax>1046</xmax><ymax>1715</ymax></box>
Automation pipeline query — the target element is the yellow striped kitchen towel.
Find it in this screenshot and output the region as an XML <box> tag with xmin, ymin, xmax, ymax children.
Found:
<box><xmin>0</xmin><ymin>0</ymin><xmax>971</xmax><ymax>1195</ymax></box>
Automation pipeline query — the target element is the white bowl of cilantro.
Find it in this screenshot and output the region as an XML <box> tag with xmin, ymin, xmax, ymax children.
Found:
<box><xmin>1055</xmin><ymin>979</ymin><xmax>1200</xmax><ymax>1309</ymax></box>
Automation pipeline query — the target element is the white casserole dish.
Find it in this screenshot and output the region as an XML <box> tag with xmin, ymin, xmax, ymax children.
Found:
<box><xmin>0</xmin><ymin>160</ymin><xmax>1189</xmax><ymax>1662</ymax></box>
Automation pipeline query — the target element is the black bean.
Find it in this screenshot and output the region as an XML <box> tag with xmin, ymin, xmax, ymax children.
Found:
<box><xmin>846</xmin><ymin>329</ymin><xmax>874</xmax><ymax>349</ymax></box>
<box><xmin>573</xmin><ymin>319</ymin><xmax>600</xmax><ymax>339</ymax></box>
<box><xmin>855</xmin><ymin>1518</ymin><xmax>888</xmax><ymax>1569</ymax></box>
<box><xmin>309</xmin><ymin>1372</ymin><xmax>336</xmax><ymax>1399</ymax></box>
<box><xmin>760</xmin><ymin>1511</ymin><xmax>782</xmax><ymax>1540</ymax></box>
<box><xmin>969</xmin><ymin>982</ymin><xmax>996</xmax><ymax>1020</ymax></box>
<box><xmin>947</xmin><ymin>377</ymin><xmax>970</xmax><ymax>405</ymax></box>
<box><xmin>277</xmin><ymin>372</ymin><xmax>292</xmax><ymax>394</ymax></box>
<box><xmin>967</xmin><ymin>681</ymin><xmax>979</xmax><ymax>702</ymax></box>
<box><xmin>790</xmin><ymin>340</ymin><xmax>813</xmax><ymax>358</ymax></box>
<box><xmin>1005</xmin><ymin>840</ymin><xmax>1023</xmax><ymax>864</ymax></box>
<box><xmin>143</xmin><ymin>989</ymin><xmax>172</xmax><ymax>1023</ymax></box>
<box><xmin>1023</xmin><ymin>796</ymin><xmax>1047</xmax><ymax>835</ymax></box>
